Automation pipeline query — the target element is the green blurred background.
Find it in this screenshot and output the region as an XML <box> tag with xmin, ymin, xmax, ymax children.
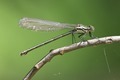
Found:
<box><xmin>0</xmin><ymin>0</ymin><xmax>120</xmax><ymax>80</ymax></box>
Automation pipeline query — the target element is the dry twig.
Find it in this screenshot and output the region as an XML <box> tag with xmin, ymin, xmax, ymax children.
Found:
<box><xmin>23</xmin><ymin>36</ymin><xmax>120</xmax><ymax>80</ymax></box>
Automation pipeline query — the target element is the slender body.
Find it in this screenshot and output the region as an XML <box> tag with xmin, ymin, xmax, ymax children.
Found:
<box><xmin>19</xmin><ymin>18</ymin><xmax>94</xmax><ymax>55</ymax></box>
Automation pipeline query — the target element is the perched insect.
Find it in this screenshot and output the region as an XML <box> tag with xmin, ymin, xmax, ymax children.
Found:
<box><xmin>19</xmin><ymin>17</ymin><xmax>94</xmax><ymax>55</ymax></box>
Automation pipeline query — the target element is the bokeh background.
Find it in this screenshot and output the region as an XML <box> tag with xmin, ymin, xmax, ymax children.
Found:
<box><xmin>0</xmin><ymin>0</ymin><xmax>120</xmax><ymax>80</ymax></box>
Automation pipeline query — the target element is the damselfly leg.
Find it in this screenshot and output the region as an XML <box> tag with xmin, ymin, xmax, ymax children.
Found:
<box><xmin>72</xmin><ymin>32</ymin><xmax>76</xmax><ymax>43</ymax></box>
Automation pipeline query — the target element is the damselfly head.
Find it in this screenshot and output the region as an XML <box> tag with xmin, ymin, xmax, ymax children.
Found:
<box><xmin>88</xmin><ymin>25</ymin><xmax>94</xmax><ymax>32</ymax></box>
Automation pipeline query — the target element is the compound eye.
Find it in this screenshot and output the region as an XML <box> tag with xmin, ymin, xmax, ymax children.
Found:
<box><xmin>89</xmin><ymin>25</ymin><xmax>94</xmax><ymax>31</ymax></box>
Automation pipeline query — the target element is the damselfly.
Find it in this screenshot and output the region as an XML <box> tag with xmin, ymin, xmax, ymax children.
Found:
<box><xmin>19</xmin><ymin>18</ymin><xmax>94</xmax><ymax>56</ymax></box>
